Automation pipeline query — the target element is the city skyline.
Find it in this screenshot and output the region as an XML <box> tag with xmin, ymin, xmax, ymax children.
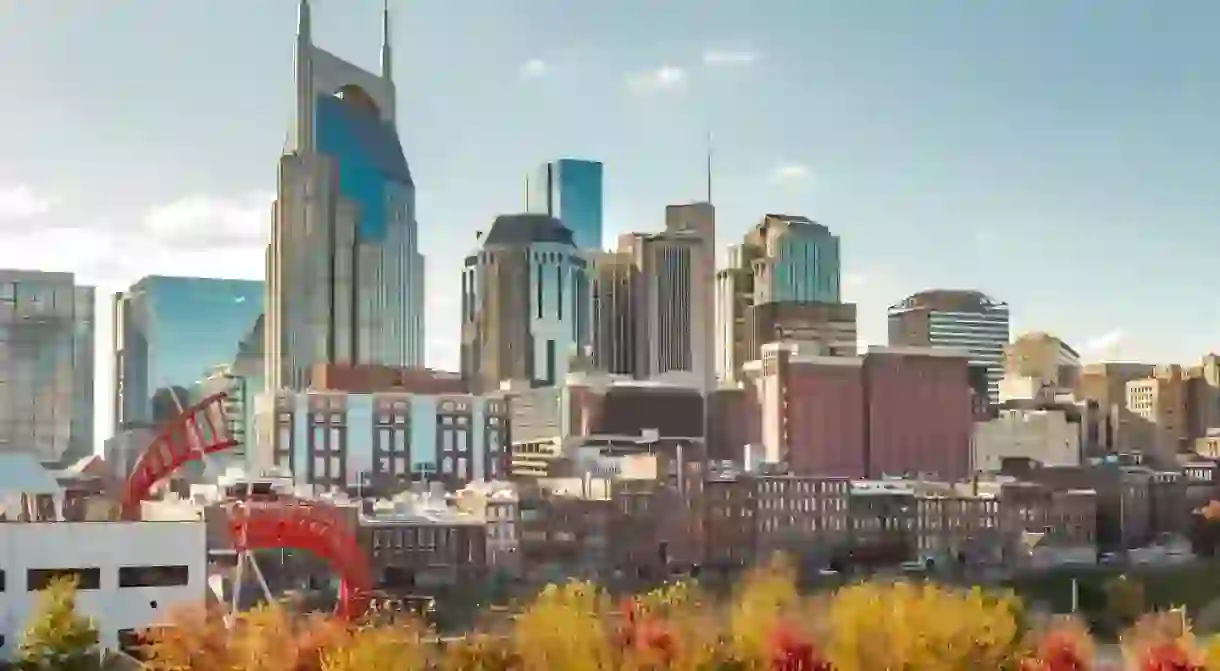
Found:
<box><xmin>1</xmin><ymin>0</ymin><xmax>1219</xmax><ymax>449</ymax></box>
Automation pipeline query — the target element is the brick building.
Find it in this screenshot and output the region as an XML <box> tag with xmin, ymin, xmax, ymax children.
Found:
<box><xmin>742</xmin><ymin>343</ymin><xmax>973</xmax><ymax>480</ymax></box>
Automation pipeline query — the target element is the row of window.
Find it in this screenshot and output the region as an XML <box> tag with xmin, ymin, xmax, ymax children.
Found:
<box><xmin>0</xmin><ymin>565</ymin><xmax>189</xmax><ymax>592</ymax></box>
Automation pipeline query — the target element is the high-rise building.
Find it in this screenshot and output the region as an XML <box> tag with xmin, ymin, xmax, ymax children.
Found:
<box><xmin>461</xmin><ymin>214</ymin><xmax>591</xmax><ymax>393</ymax></box>
<box><xmin>526</xmin><ymin>159</ymin><xmax>605</xmax><ymax>250</ymax></box>
<box><xmin>113</xmin><ymin>276</ymin><xmax>263</xmax><ymax>431</ymax></box>
<box><xmin>716</xmin><ymin>214</ymin><xmax>844</xmax><ymax>382</ymax></box>
<box><xmin>588</xmin><ymin>251</ymin><xmax>637</xmax><ymax>376</ymax></box>
<box><xmin>888</xmin><ymin>290</ymin><xmax>1010</xmax><ymax>403</ymax></box>
<box><xmin>0</xmin><ymin>270</ymin><xmax>94</xmax><ymax>465</ymax></box>
<box><xmin>618</xmin><ymin>230</ymin><xmax>713</xmax><ymax>389</ymax></box>
<box><xmin>266</xmin><ymin>0</ymin><xmax>425</xmax><ymax>392</ymax></box>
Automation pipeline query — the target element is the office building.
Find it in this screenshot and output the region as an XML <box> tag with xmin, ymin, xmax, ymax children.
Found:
<box><xmin>1002</xmin><ymin>331</ymin><xmax>1082</xmax><ymax>394</ymax></box>
<box><xmin>588</xmin><ymin>251</ymin><xmax>637</xmax><ymax>376</ymax></box>
<box><xmin>888</xmin><ymin>290</ymin><xmax>1010</xmax><ymax>404</ymax></box>
<box><xmin>526</xmin><ymin>159</ymin><xmax>605</xmax><ymax>250</ymax></box>
<box><xmin>113</xmin><ymin>276</ymin><xmax>262</xmax><ymax>431</ymax></box>
<box><xmin>665</xmin><ymin>203</ymin><xmax>716</xmax><ymax>389</ymax></box>
<box><xmin>742</xmin><ymin>343</ymin><xmax>973</xmax><ymax>480</ymax></box>
<box><xmin>716</xmin><ymin>214</ymin><xmax>844</xmax><ymax>382</ymax></box>
<box><xmin>460</xmin><ymin>214</ymin><xmax>591</xmax><ymax>393</ymax></box>
<box><xmin>266</xmin><ymin>0</ymin><xmax>425</xmax><ymax>392</ymax></box>
<box><xmin>254</xmin><ymin>371</ymin><xmax>510</xmax><ymax>491</ymax></box>
<box><xmin>0</xmin><ymin>270</ymin><xmax>94</xmax><ymax>465</ymax></box>
<box><xmin>619</xmin><ymin>229</ymin><xmax>713</xmax><ymax>389</ymax></box>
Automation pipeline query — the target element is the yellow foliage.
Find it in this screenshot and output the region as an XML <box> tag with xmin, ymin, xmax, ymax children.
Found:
<box><xmin>827</xmin><ymin>580</ymin><xmax>1023</xmax><ymax>671</ymax></box>
<box><xmin>319</xmin><ymin>620</ymin><xmax>429</xmax><ymax>671</ymax></box>
<box><xmin>17</xmin><ymin>576</ymin><xmax>100</xmax><ymax>671</ymax></box>
<box><xmin>139</xmin><ymin>604</ymin><xmax>235</xmax><ymax>671</ymax></box>
<box><xmin>729</xmin><ymin>553</ymin><xmax>802</xmax><ymax>664</ymax></box>
<box><xmin>512</xmin><ymin>581</ymin><xmax>615</xmax><ymax>671</ymax></box>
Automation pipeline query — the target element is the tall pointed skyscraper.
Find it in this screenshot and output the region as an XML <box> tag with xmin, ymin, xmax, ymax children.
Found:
<box><xmin>266</xmin><ymin>0</ymin><xmax>425</xmax><ymax>391</ymax></box>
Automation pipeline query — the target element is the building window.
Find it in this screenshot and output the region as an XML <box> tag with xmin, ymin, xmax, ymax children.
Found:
<box><xmin>27</xmin><ymin>568</ymin><xmax>101</xmax><ymax>591</ymax></box>
<box><xmin>0</xmin><ymin>569</ymin><xmax>5</xmax><ymax>591</ymax></box>
<box><xmin>118</xmin><ymin>565</ymin><xmax>190</xmax><ymax>588</ymax></box>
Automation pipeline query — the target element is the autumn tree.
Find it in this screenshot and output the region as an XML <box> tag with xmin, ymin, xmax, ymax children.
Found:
<box><xmin>138</xmin><ymin>604</ymin><xmax>234</xmax><ymax>671</ymax></box>
<box><xmin>1019</xmin><ymin>616</ymin><xmax>1095</xmax><ymax>671</ymax></box>
<box><xmin>16</xmin><ymin>576</ymin><xmax>100</xmax><ymax>671</ymax></box>
<box><xmin>512</xmin><ymin>581</ymin><xmax>615</xmax><ymax>671</ymax></box>
<box><xmin>319</xmin><ymin>619</ymin><xmax>429</xmax><ymax>671</ymax></box>
<box><xmin>826</xmin><ymin>581</ymin><xmax>1023</xmax><ymax>671</ymax></box>
<box><xmin>1120</xmin><ymin>611</ymin><xmax>1206</xmax><ymax>671</ymax></box>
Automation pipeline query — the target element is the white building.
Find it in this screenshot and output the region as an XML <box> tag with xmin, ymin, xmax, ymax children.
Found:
<box><xmin>972</xmin><ymin>408</ymin><xmax>1082</xmax><ymax>473</ymax></box>
<box><xmin>253</xmin><ymin>388</ymin><xmax>509</xmax><ymax>491</ymax></box>
<box><xmin>0</xmin><ymin>515</ymin><xmax>205</xmax><ymax>658</ymax></box>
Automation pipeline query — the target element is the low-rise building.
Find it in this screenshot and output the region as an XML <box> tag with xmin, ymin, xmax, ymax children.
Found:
<box><xmin>972</xmin><ymin>408</ymin><xmax>1082</xmax><ymax>473</ymax></box>
<box><xmin>0</xmin><ymin>456</ymin><xmax>206</xmax><ymax>659</ymax></box>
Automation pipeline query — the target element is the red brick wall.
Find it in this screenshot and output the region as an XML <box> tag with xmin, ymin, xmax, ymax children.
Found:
<box><xmin>784</xmin><ymin>362</ymin><xmax>866</xmax><ymax>477</ymax></box>
<box><xmin>864</xmin><ymin>351</ymin><xmax>972</xmax><ymax>481</ymax></box>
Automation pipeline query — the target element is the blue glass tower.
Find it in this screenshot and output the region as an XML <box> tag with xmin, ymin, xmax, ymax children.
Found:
<box><xmin>113</xmin><ymin>276</ymin><xmax>263</xmax><ymax>430</ymax></box>
<box><xmin>527</xmin><ymin>159</ymin><xmax>604</xmax><ymax>250</ymax></box>
<box><xmin>267</xmin><ymin>0</ymin><xmax>425</xmax><ymax>391</ymax></box>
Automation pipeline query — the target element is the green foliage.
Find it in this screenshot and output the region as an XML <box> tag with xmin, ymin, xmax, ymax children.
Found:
<box><xmin>16</xmin><ymin>576</ymin><xmax>100</xmax><ymax>671</ymax></box>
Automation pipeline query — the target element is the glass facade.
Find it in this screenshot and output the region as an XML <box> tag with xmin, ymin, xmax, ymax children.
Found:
<box><xmin>527</xmin><ymin>159</ymin><xmax>604</xmax><ymax>250</ymax></box>
<box><xmin>314</xmin><ymin>93</ymin><xmax>413</xmax><ymax>243</ymax></box>
<box><xmin>114</xmin><ymin>276</ymin><xmax>263</xmax><ymax>430</ymax></box>
<box><xmin>0</xmin><ymin>270</ymin><xmax>94</xmax><ymax>465</ymax></box>
<box><xmin>768</xmin><ymin>229</ymin><xmax>841</xmax><ymax>303</ymax></box>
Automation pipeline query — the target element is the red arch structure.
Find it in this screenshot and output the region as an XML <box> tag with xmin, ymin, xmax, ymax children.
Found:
<box><xmin>119</xmin><ymin>392</ymin><xmax>374</xmax><ymax>620</ymax></box>
<box><xmin>227</xmin><ymin>500</ymin><xmax>373</xmax><ymax>620</ymax></box>
<box><xmin>120</xmin><ymin>392</ymin><xmax>239</xmax><ymax>518</ymax></box>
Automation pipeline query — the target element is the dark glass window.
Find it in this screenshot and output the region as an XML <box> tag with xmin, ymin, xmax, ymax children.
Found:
<box><xmin>119</xmin><ymin>565</ymin><xmax>190</xmax><ymax>588</ymax></box>
<box><xmin>27</xmin><ymin>568</ymin><xmax>101</xmax><ymax>591</ymax></box>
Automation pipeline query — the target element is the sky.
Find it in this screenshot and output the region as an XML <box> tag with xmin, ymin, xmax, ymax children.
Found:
<box><xmin>0</xmin><ymin>0</ymin><xmax>1218</xmax><ymax>448</ymax></box>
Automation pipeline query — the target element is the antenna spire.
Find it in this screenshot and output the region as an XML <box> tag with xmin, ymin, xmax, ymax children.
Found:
<box><xmin>380</xmin><ymin>0</ymin><xmax>393</xmax><ymax>80</ymax></box>
<box><xmin>705</xmin><ymin>130</ymin><xmax>714</xmax><ymax>204</ymax></box>
<box><xmin>297</xmin><ymin>0</ymin><xmax>311</xmax><ymax>42</ymax></box>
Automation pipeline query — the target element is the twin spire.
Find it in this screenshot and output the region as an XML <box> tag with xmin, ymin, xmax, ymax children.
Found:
<box><xmin>296</xmin><ymin>0</ymin><xmax>394</xmax><ymax>81</ymax></box>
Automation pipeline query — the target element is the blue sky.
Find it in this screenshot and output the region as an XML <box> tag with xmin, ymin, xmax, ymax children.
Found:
<box><xmin>1</xmin><ymin>0</ymin><xmax>1218</xmax><ymax>441</ymax></box>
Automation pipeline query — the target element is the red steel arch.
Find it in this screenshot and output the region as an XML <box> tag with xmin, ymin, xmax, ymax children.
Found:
<box><xmin>120</xmin><ymin>392</ymin><xmax>240</xmax><ymax>518</ymax></box>
<box><xmin>227</xmin><ymin>500</ymin><xmax>373</xmax><ymax>620</ymax></box>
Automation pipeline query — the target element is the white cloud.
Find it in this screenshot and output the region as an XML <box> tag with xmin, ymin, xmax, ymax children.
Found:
<box><xmin>142</xmin><ymin>191</ymin><xmax>273</xmax><ymax>248</ymax></box>
<box><xmin>702</xmin><ymin>49</ymin><xmax>759</xmax><ymax>66</ymax></box>
<box><xmin>770</xmin><ymin>162</ymin><xmax>812</xmax><ymax>184</ymax></box>
<box><xmin>519</xmin><ymin>59</ymin><xmax>547</xmax><ymax>79</ymax></box>
<box><xmin>0</xmin><ymin>184</ymin><xmax>53</xmax><ymax>219</ymax></box>
<box><xmin>626</xmin><ymin>65</ymin><xmax>688</xmax><ymax>94</ymax></box>
<box><xmin>1080</xmin><ymin>329</ymin><xmax>1127</xmax><ymax>358</ymax></box>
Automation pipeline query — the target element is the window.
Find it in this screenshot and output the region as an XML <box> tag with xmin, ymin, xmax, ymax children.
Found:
<box><xmin>119</xmin><ymin>565</ymin><xmax>189</xmax><ymax>588</ymax></box>
<box><xmin>27</xmin><ymin>568</ymin><xmax>100</xmax><ymax>591</ymax></box>
<box><xmin>0</xmin><ymin>569</ymin><xmax>5</xmax><ymax>591</ymax></box>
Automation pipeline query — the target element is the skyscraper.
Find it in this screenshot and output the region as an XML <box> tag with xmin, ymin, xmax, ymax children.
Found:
<box><xmin>526</xmin><ymin>159</ymin><xmax>605</xmax><ymax>250</ymax></box>
<box><xmin>266</xmin><ymin>0</ymin><xmax>425</xmax><ymax>392</ymax></box>
<box><xmin>619</xmin><ymin>229</ymin><xmax>713</xmax><ymax>389</ymax></box>
<box><xmin>112</xmin><ymin>276</ymin><xmax>263</xmax><ymax>431</ymax></box>
<box><xmin>461</xmin><ymin>214</ymin><xmax>592</xmax><ymax>393</ymax></box>
<box><xmin>0</xmin><ymin>270</ymin><xmax>94</xmax><ymax>466</ymax></box>
<box><xmin>715</xmin><ymin>214</ymin><xmax>845</xmax><ymax>382</ymax></box>
<box><xmin>888</xmin><ymin>290</ymin><xmax>1011</xmax><ymax>403</ymax></box>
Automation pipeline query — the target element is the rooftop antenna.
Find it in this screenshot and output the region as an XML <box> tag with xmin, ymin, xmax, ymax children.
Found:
<box><xmin>705</xmin><ymin>129</ymin><xmax>714</xmax><ymax>204</ymax></box>
<box><xmin>380</xmin><ymin>0</ymin><xmax>393</xmax><ymax>81</ymax></box>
